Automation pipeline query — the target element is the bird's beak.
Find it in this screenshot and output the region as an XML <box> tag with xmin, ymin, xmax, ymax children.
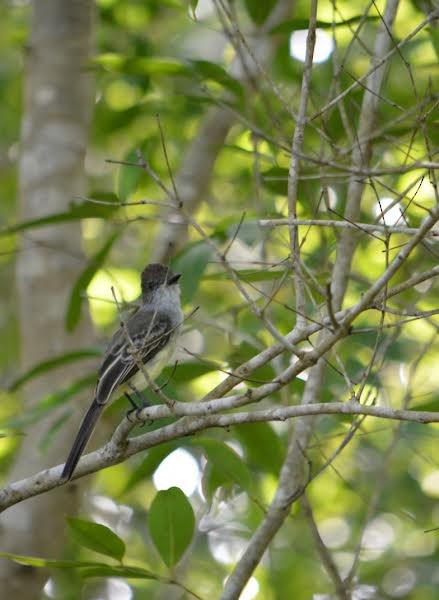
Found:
<box><xmin>169</xmin><ymin>273</ymin><xmax>182</xmax><ymax>284</ymax></box>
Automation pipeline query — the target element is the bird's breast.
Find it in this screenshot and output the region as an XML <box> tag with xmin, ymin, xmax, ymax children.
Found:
<box><xmin>127</xmin><ymin>333</ymin><xmax>178</xmax><ymax>390</ymax></box>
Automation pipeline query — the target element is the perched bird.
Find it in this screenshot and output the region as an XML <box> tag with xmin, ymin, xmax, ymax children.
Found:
<box><xmin>60</xmin><ymin>263</ymin><xmax>183</xmax><ymax>481</ymax></box>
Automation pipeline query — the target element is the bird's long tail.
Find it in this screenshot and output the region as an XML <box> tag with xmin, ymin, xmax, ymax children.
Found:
<box><xmin>60</xmin><ymin>400</ymin><xmax>104</xmax><ymax>482</ymax></box>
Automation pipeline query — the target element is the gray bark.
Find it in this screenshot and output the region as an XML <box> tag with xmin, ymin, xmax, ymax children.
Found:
<box><xmin>221</xmin><ymin>1</ymin><xmax>401</xmax><ymax>598</ymax></box>
<box><xmin>0</xmin><ymin>2</ymin><xmax>95</xmax><ymax>598</ymax></box>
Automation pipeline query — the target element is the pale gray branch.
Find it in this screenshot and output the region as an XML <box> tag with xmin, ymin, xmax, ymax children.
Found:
<box><xmin>310</xmin><ymin>9</ymin><xmax>437</xmax><ymax>121</ymax></box>
<box><xmin>220</xmin><ymin>3</ymin><xmax>405</xmax><ymax>598</ymax></box>
<box><xmin>259</xmin><ymin>218</ymin><xmax>439</xmax><ymax>238</ymax></box>
<box><xmin>1</xmin><ymin>400</ymin><xmax>438</xmax><ymax>513</ymax></box>
<box><xmin>2</xmin><ymin>194</ymin><xmax>439</xmax><ymax>513</ymax></box>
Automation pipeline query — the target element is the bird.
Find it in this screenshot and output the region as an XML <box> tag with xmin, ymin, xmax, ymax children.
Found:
<box><xmin>60</xmin><ymin>263</ymin><xmax>183</xmax><ymax>481</ymax></box>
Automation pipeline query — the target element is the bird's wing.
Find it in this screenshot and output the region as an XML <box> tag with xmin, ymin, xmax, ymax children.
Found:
<box><xmin>95</xmin><ymin>309</ymin><xmax>173</xmax><ymax>405</ymax></box>
<box><xmin>60</xmin><ymin>308</ymin><xmax>174</xmax><ymax>482</ymax></box>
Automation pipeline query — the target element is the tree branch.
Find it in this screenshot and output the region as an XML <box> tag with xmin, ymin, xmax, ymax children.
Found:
<box><xmin>1</xmin><ymin>400</ymin><xmax>439</xmax><ymax>513</ymax></box>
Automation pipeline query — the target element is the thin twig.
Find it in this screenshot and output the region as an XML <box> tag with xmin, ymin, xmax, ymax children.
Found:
<box><xmin>259</xmin><ymin>217</ymin><xmax>439</xmax><ymax>238</ymax></box>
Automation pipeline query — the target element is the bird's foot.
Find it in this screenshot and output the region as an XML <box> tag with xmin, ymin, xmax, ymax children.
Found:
<box><xmin>125</xmin><ymin>385</ymin><xmax>150</xmax><ymax>426</ymax></box>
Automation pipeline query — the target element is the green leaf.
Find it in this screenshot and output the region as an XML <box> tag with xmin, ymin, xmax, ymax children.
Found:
<box><xmin>244</xmin><ymin>0</ymin><xmax>277</xmax><ymax>25</ymax></box>
<box><xmin>66</xmin><ymin>517</ymin><xmax>126</xmax><ymax>562</ymax></box>
<box><xmin>428</xmin><ymin>27</ymin><xmax>439</xmax><ymax>61</ymax></box>
<box><xmin>5</xmin><ymin>375</ymin><xmax>95</xmax><ymax>430</ymax></box>
<box><xmin>171</xmin><ymin>240</ymin><xmax>212</xmax><ymax>304</ymax></box>
<box><xmin>8</xmin><ymin>348</ymin><xmax>101</xmax><ymax>392</ymax></box>
<box><xmin>39</xmin><ymin>410</ymin><xmax>73</xmax><ymax>452</ymax></box>
<box><xmin>235</xmin><ymin>422</ymin><xmax>284</xmax><ymax>475</ymax></box>
<box><xmin>0</xmin><ymin>552</ymin><xmax>103</xmax><ymax>569</ymax></box>
<box><xmin>93</xmin><ymin>55</ymin><xmax>190</xmax><ymax>77</ymax></box>
<box><xmin>270</xmin><ymin>15</ymin><xmax>379</xmax><ymax>34</ymax></box>
<box><xmin>161</xmin><ymin>361</ymin><xmax>218</xmax><ymax>384</ymax></box>
<box><xmin>65</xmin><ymin>232</ymin><xmax>119</xmax><ymax>331</ymax></box>
<box><xmin>202</xmin><ymin>462</ymin><xmax>230</xmax><ymax>502</ymax></box>
<box><xmin>261</xmin><ymin>166</ymin><xmax>288</xmax><ymax>195</ymax></box>
<box><xmin>123</xmin><ymin>442</ymin><xmax>179</xmax><ymax>494</ymax></box>
<box><xmin>1</xmin><ymin>196</ymin><xmax>119</xmax><ymax>235</ymax></box>
<box><xmin>205</xmin><ymin>268</ymin><xmax>286</xmax><ymax>283</ymax></box>
<box><xmin>130</xmin><ymin>57</ymin><xmax>190</xmax><ymax>76</ymax></box>
<box><xmin>148</xmin><ymin>487</ymin><xmax>195</xmax><ymax>567</ymax></box>
<box><xmin>0</xmin><ymin>552</ymin><xmax>155</xmax><ymax>580</ymax></box>
<box><xmin>190</xmin><ymin>60</ymin><xmax>243</xmax><ymax>98</ymax></box>
<box><xmin>118</xmin><ymin>149</ymin><xmax>141</xmax><ymax>202</ymax></box>
<box><xmin>411</xmin><ymin>395</ymin><xmax>439</xmax><ymax>413</ymax></box>
<box><xmin>193</xmin><ymin>438</ymin><xmax>252</xmax><ymax>497</ymax></box>
<box><xmin>227</xmin><ymin>341</ymin><xmax>276</xmax><ymax>383</ymax></box>
<box><xmin>212</xmin><ymin>213</ymin><xmax>257</xmax><ymax>238</ymax></box>
<box><xmin>92</xmin><ymin>53</ymin><xmax>126</xmax><ymax>71</ymax></box>
<box><xmin>80</xmin><ymin>565</ymin><xmax>156</xmax><ymax>579</ymax></box>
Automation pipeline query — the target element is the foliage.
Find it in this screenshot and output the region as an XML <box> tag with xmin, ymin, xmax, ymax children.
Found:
<box><xmin>1</xmin><ymin>1</ymin><xmax>439</xmax><ymax>599</ymax></box>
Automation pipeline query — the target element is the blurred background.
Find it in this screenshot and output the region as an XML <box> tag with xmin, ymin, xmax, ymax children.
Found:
<box><xmin>0</xmin><ymin>0</ymin><xmax>438</xmax><ymax>598</ymax></box>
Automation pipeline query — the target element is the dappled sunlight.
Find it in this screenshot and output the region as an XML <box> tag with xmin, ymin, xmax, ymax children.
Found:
<box><xmin>105</xmin><ymin>578</ymin><xmax>133</xmax><ymax>600</ymax></box>
<box><xmin>153</xmin><ymin>448</ymin><xmax>200</xmax><ymax>496</ymax></box>
<box><xmin>209</xmin><ymin>534</ymin><xmax>248</xmax><ymax>565</ymax></box>
<box><xmin>89</xmin><ymin>494</ymin><xmax>133</xmax><ymax>539</ymax></box>
<box><xmin>360</xmin><ymin>515</ymin><xmax>397</xmax><ymax>560</ymax></box>
<box><xmin>401</xmin><ymin>529</ymin><xmax>436</xmax><ymax>557</ymax></box>
<box><xmin>87</xmin><ymin>268</ymin><xmax>140</xmax><ymax>328</ymax></box>
<box><xmin>189</xmin><ymin>369</ymin><xmax>228</xmax><ymax>396</ymax></box>
<box><xmin>332</xmin><ymin>552</ymin><xmax>355</xmax><ymax>580</ymax></box>
<box><xmin>382</xmin><ymin>567</ymin><xmax>417</xmax><ymax>597</ymax></box>
<box><xmin>238</xmin><ymin>576</ymin><xmax>259</xmax><ymax>600</ymax></box>
<box><xmin>201</xmin><ymin>493</ymin><xmax>250</xmax><ymax>564</ymax></box>
<box><xmin>318</xmin><ymin>517</ymin><xmax>351</xmax><ymax>549</ymax></box>
<box><xmin>192</xmin><ymin>0</ymin><xmax>214</xmax><ymax>20</ymax></box>
<box><xmin>373</xmin><ymin>197</ymin><xmax>403</xmax><ymax>226</ymax></box>
<box><xmin>104</xmin><ymin>80</ymin><xmax>141</xmax><ymax>112</ymax></box>
<box><xmin>4</xmin><ymin>0</ymin><xmax>439</xmax><ymax>598</ymax></box>
<box><xmin>290</xmin><ymin>29</ymin><xmax>334</xmax><ymax>63</ymax></box>
<box><xmin>320</xmin><ymin>186</ymin><xmax>338</xmax><ymax>211</ymax></box>
<box><xmin>421</xmin><ymin>470</ymin><xmax>439</xmax><ymax>498</ymax></box>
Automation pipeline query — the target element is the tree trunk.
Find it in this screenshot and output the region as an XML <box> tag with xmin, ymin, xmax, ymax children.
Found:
<box><xmin>0</xmin><ymin>2</ymin><xmax>95</xmax><ymax>598</ymax></box>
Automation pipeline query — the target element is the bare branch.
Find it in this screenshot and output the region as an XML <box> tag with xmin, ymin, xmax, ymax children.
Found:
<box><xmin>259</xmin><ymin>217</ymin><xmax>439</xmax><ymax>238</ymax></box>
<box><xmin>2</xmin><ymin>400</ymin><xmax>439</xmax><ymax>513</ymax></box>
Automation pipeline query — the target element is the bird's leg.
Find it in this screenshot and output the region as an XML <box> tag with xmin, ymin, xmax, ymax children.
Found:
<box><xmin>126</xmin><ymin>383</ymin><xmax>150</xmax><ymax>425</ymax></box>
<box><xmin>130</xmin><ymin>383</ymin><xmax>150</xmax><ymax>407</ymax></box>
<box><xmin>125</xmin><ymin>391</ymin><xmax>140</xmax><ymax>411</ymax></box>
<box><xmin>125</xmin><ymin>392</ymin><xmax>139</xmax><ymax>424</ymax></box>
